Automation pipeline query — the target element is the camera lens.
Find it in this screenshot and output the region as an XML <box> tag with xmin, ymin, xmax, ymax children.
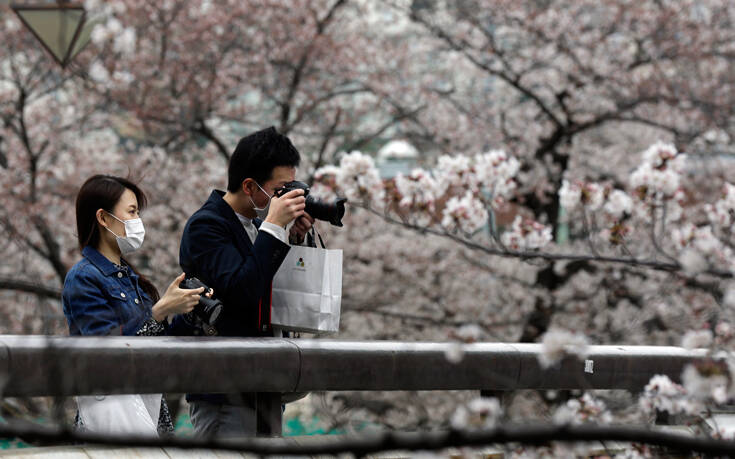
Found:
<box><xmin>200</xmin><ymin>298</ymin><xmax>223</xmax><ymax>324</ymax></box>
<box><xmin>180</xmin><ymin>277</ymin><xmax>223</xmax><ymax>326</ymax></box>
<box><xmin>305</xmin><ymin>196</ymin><xmax>346</xmax><ymax>227</ymax></box>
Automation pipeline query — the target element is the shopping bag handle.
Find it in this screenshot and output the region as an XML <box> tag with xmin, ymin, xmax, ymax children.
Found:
<box><xmin>306</xmin><ymin>226</ymin><xmax>326</xmax><ymax>249</ymax></box>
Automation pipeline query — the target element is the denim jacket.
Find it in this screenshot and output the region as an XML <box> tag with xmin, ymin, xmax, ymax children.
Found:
<box><xmin>62</xmin><ymin>246</ymin><xmax>154</xmax><ymax>336</ymax></box>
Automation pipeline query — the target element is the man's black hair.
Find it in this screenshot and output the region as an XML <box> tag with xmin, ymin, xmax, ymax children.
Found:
<box><xmin>227</xmin><ymin>126</ymin><xmax>301</xmax><ymax>192</ymax></box>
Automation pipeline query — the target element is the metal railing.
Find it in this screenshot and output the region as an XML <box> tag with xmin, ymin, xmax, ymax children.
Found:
<box><xmin>0</xmin><ymin>335</ymin><xmax>709</xmax><ymax>436</ymax></box>
<box><xmin>0</xmin><ymin>335</ymin><xmax>708</xmax><ymax>395</ymax></box>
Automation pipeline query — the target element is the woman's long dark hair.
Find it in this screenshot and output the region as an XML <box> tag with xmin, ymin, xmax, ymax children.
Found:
<box><xmin>75</xmin><ymin>175</ymin><xmax>160</xmax><ymax>302</ymax></box>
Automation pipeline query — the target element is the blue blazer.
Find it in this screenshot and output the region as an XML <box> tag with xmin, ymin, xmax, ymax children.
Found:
<box><xmin>175</xmin><ymin>190</ymin><xmax>290</xmax><ymax>337</ymax></box>
<box><xmin>62</xmin><ymin>246</ymin><xmax>154</xmax><ymax>336</ymax></box>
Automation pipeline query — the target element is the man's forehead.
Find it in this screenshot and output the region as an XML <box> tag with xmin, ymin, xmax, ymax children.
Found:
<box><xmin>269</xmin><ymin>166</ymin><xmax>296</xmax><ymax>183</ymax></box>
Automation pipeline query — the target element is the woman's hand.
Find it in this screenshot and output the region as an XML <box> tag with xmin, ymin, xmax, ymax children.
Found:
<box><xmin>151</xmin><ymin>273</ymin><xmax>206</xmax><ymax>322</ymax></box>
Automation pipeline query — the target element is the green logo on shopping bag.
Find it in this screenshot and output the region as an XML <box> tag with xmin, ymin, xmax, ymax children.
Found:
<box><xmin>296</xmin><ymin>257</ymin><xmax>305</xmax><ymax>268</ymax></box>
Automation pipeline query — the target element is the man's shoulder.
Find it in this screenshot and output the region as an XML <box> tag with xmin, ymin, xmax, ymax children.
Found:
<box><xmin>184</xmin><ymin>191</ymin><xmax>232</xmax><ymax>228</ymax></box>
<box><xmin>187</xmin><ymin>203</ymin><xmax>223</xmax><ymax>224</ymax></box>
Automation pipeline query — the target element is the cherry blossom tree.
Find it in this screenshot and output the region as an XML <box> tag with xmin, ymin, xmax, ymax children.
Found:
<box><xmin>0</xmin><ymin>0</ymin><xmax>415</xmax><ymax>329</ymax></box>
<box><xmin>307</xmin><ymin>0</ymin><xmax>735</xmax><ymax>450</ymax></box>
<box><xmin>314</xmin><ymin>0</ymin><xmax>735</xmax><ymax>343</ymax></box>
<box><xmin>3</xmin><ymin>0</ymin><xmax>735</xmax><ymax>455</ymax></box>
<box><xmin>0</xmin><ymin>10</ymin><xmax>100</xmax><ymax>333</ymax></box>
<box><xmin>79</xmin><ymin>0</ymin><xmax>420</xmax><ymax>170</ymax></box>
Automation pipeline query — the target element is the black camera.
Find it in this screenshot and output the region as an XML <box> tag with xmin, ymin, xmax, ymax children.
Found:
<box><xmin>274</xmin><ymin>180</ymin><xmax>347</xmax><ymax>227</ymax></box>
<box><xmin>179</xmin><ymin>277</ymin><xmax>222</xmax><ymax>326</ymax></box>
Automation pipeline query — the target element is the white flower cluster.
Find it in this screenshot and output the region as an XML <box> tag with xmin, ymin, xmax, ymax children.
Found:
<box><xmin>434</xmin><ymin>149</ymin><xmax>520</xmax><ymax>196</ymax></box>
<box><xmin>559</xmin><ymin>180</ymin><xmax>605</xmax><ymax>211</ymax></box>
<box><xmin>394</xmin><ymin>168</ymin><xmax>440</xmax><ymax>211</ymax></box>
<box><xmin>88</xmin><ymin>61</ymin><xmax>110</xmax><ymax>84</ymax></box>
<box><xmin>4</xmin><ymin>16</ymin><xmax>20</xmax><ymax>32</ymax></box>
<box><xmin>538</xmin><ymin>328</ymin><xmax>589</xmax><ymax>368</ymax></box>
<box><xmin>604</xmin><ymin>189</ymin><xmax>633</xmax><ymax>219</ymax></box>
<box><xmin>681</xmin><ymin>330</ymin><xmax>713</xmax><ymax>350</ymax></box>
<box><xmin>617</xmin><ymin>446</ymin><xmax>653</xmax><ymax>459</ymax></box>
<box><xmin>317</xmin><ymin>146</ymin><xmax>523</xmax><ymax>233</ymax></box>
<box><xmin>83</xmin><ymin>0</ymin><xmax>104</xmax><ymax>10</ymax></box>
<box><xmin>441</xmin><ymin>191</ymin><xmax>488</xmax><ymax>234</ymax></box>
<box><xmin>88</xmin><ymin>61</ymin><xmax>134</xmax><ymax>87</ymax></box>
<box><xmin>0</xmin><ymin>81</ymin><xmax>19</xmax><ymax>105</ymax></box>
<box><xmin>678</xmin><ymin>248</ymin><xmax>708</xmax><ymax>275</ymax></box>
<box><xmin>113</xmin><ymin>28</ymin><xmax>137</xmax><ymax>55</ymax></box>
<box><xmin>582</xmin><ymin>183</ymin><xmax>605</xmax><ymax>211</ymax></box>
<box><xmin>681</xmin><ymin>364</ymin><xmax>730</xmax><ymax>404</ymax></box>
<box><xmin>332</xmin><ymin>151</ymin><xmax>385</xmax><ymax>204</ymax></box>
<box><xmin>51</xmin><ymin>128</ymin><xmax>123</xmax><ymax>181</ymax></box>
<box><xmin>474</xmin><ymin>149</ymin><xmax>520</xmax><ymax>199</ymax></box>
<box><xmin>313</xmin><ymin>164</ymin><xmax>340</xmax><ymax>181</ymax></box>
<box><xmin>90</xmin><ymin>17</ymin><xmax>136</xmax><ymax>55</ymax></box>
<box><xmin>455</xmin><ymin>323</ymin><xmax>484</xmax><ymax>342</ymax></box>
<box><xmin>312</xmin><ymin>165</ymin><xmax>340</xmax><ymax>201</ymax></box>
<box><xmin>725</xmin><ymin>289</ymin><xmax>735</xmax><ymax>309</ymax></box>
<box><xmin>444</xmin><ymin>343</ymin><xmax>465</xmax><ymax>364</ymax></box>
<box><xmin>703</xmin><ymin>129</ymin><xmax>731</xmax><ymax>144</ymax></box>
<box><xmin>84</xmin><ymin>0</ymin><xmax>127</xmax><ymax>15</ymax></box>
<box><xmin>445</xmin><ymin>323</ymin><xmax>485</xmax><ymax>363</ymax></box>
<box><xmin>639</xmin><ymin>374</ymin><xmax>699</xmax><ymax>416</ymax></box>
<box><xmin>501</xmin><ymin>215</ymin><xmax>553</xmax><ymax>251</ymax></box>
<box><xmin>629</xmin><ymin>141</ymin><xmax>687</xmax><ymax>199</ymax></box>
<box><xmin>308</xmin><ymin>182</ymin><xmax>338</xmax><ymax>201</ymax></box>
<box><xmin>539</xmin><ymin>329</ymin><xmax>589</xmax><ymax>368</ymax></box>
<box><xmin>434</xmin><ymin>154</ymin><xmax>474</xmax><ymax>194</ymax></box>
<box><xmin>552</xmin><ymin>393</ymin><xmax>612</xmax><ymax>425</ymax></box>
<box><xmin>188</xmin><ymin>0</ymin><xmax>213</xmax><ymax>17</ymax></box>
<box><xmin>716</xmin><ymin>322</ymin><xmax>733</xmax><ymax>340</ymax></box>
<box><xmin>672</xmin><ymin>224</ymin><xmax>720</xmax><ymax>253</ymax></box>
<box><xmin>558</xmin><ymin>179</ymin><xmax>581</xmax><ymax>210</ymax></box>
<box><xmin>671</xmin><ymin>223</ymin><xmax>733</xmax><ymax>272</ymax></box>
<box><xmin>706</xmin><ymin>183</ymin><xmax>735</xmax><ymax>229</ymax></box>
<box><xmin>450</xmin><ymin>397</ymin><xmax>503</xmax><ymax>431</ymax></box>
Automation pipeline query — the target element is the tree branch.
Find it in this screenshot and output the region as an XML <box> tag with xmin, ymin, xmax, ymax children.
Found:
<box><xmin>354</xmin><ymin>204</ymin><xmax>733</xmax><ymax>279</ymax></box>
<box><xmin>308</xmin><ymin>108</ymin><xmax>342</xmax><ymax>184</ymax></box>
<box><xmin>278</xmin><ymin>0</ymin><xmax>348</xmax><ymax>132</ymax></box>
<box><xmin>0</xmin><ymin>277</ymin><xmax>61</xmax><ymax>299</ymax></box>
<box><xmin>30</xmin><ymin>216</ymin><xmax>68</xmax><ymax>285</ymax></box>
<box><xmin>409</xmin><ymin>11</ymin><xmax>563</xmax><ymax>129</ymax></box>
<box><xmin>192</xmin><ymin>120</ymin><xmax>230</xmax><ymax>162</ymax></box>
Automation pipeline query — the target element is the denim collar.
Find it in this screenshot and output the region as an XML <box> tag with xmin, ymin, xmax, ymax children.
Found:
<box><xmin>82</xmin><ymin>245</ymin><xmax>128</xmax><ymax>277</ymax></box>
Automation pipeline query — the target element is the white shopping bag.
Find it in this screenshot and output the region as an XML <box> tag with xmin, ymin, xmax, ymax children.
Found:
<box><xmin>271</xmin><ymin>234</ymin><xmax>342</xmax><ymax>333</ymax></box>
<box><xmin>76</xmin><ymin>393</ymin><xmax>161</xmax><ymax>436</ymax></box>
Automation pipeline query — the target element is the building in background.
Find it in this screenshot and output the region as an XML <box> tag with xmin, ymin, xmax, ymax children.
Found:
<box><xmin>376</xmin><ymin>139</ymin><xmax>418</xmax><ymax>179</ymax></box>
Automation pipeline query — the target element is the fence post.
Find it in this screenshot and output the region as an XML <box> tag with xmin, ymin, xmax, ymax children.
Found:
<box><xmin>256</xmin><ymin>393</ymin><xmax>282</xmax><ymax>436</ymax></box>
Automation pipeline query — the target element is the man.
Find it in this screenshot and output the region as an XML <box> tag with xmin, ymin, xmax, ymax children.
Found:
<box><xmin>176</xmin><ymin>126</ymin><xmax>313</xmax><ymax>437</ymax></box>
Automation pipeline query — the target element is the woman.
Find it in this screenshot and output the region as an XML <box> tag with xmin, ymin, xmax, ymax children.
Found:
<box><xmin>62</xmin><ymin>174</ymin><xmax>206</xmax><ymax>436</ymax></box>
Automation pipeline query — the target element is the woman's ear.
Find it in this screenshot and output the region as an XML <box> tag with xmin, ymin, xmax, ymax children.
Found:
<box><xmin>95</xmin><ymin>209</ymin><xmax>108</xmax><ymax>229</ymax></box>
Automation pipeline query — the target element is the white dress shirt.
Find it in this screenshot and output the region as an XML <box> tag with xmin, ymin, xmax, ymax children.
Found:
<box><xmin>235</xmin><ymin>213</ymin><xmax>288</xmax><ymax>245</ymax></box>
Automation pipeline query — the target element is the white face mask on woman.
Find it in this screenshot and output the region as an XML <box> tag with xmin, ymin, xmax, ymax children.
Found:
<box><xmin>104</xmin><ymin>212</ymin><xmax>145</xmax><ymax>254</ymax></box>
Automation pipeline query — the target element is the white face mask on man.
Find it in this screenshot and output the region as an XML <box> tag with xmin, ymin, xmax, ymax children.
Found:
<box><xmin>104</xmin><ymin>212</ymin><xmax>145</xmax><ymax>255</ymax></box>
<box><xmin>249</xmin><ymin>182</ymin><xmax>272</xmax><ymax>220</ymax></box>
